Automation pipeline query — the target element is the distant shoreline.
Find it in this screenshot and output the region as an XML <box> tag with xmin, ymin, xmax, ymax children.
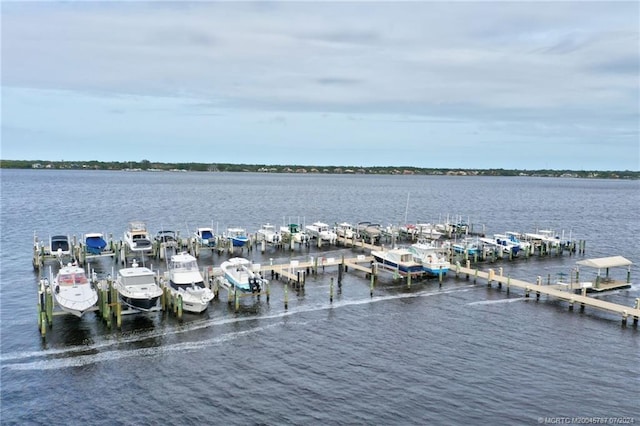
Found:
<box><xmin>1</xmin><ymin>159</ymin><xmax>638</xmax><ymax>179</ymax></box>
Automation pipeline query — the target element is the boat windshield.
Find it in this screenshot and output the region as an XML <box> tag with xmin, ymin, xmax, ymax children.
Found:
<box><xmin>171</xmin><ymin>260</ymin><xmax>198</xmax><ymax>270</ymax></box>
<box><xmin>58</xmin><ymin>273</ymin><xmax>88</xmax><ymax>286</ymax></box>
<box><xmin>171</xmin><ymin>281</ymin><xmax>205</xmax><ymax>290</ymax></box>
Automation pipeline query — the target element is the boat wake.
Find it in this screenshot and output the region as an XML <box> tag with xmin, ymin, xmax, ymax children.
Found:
<box><xmin>466</xmin><ymin>297</ymin><xmax>526</xmax><ymax>306</ymax></box>
<box><xmin>1</xmin><ymin>285</ymin><xmax>477</xmax><ymax>371</ymax></box>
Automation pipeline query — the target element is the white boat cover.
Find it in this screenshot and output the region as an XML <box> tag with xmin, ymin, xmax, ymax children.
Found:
<box><xmin>576</xmin><ymin>256</ymin><xmax>632</xmax><ymax>269</ymax></box>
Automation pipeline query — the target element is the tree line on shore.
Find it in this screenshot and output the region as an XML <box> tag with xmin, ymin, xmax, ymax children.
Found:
<box><xmin>1</xmin><ymin>159</ymin><xmax>637</xmax><ymax>179</ymax></box>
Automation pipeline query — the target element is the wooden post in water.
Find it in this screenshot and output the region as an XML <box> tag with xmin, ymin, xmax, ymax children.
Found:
<box><xmin>330</xmin><ymin>278</ymin><xmax>334</xmax><ymax>303</ymax></box>
<box><xmin>284</xmin><ymin>283</ymin><xmax>288</xmax><ymax>310</ymax></box>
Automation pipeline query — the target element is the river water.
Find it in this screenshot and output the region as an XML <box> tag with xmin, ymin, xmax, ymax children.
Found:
<box><xmin>1</xmin><ymin>169</ymin><xmax>638</xmax><ymax>425</ymax></box>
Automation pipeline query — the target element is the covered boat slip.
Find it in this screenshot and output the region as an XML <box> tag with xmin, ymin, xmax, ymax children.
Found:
<box><xmin>557</xmin><ymin>256</ymin><xmax>633</xmax><ymax>292</ymax></box>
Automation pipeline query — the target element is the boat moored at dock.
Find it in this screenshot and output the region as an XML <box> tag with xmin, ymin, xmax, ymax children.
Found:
<box><xmin>226</xmin><ymin>227</ymin><xmax>249</xmax><ymax>247</ymax></box>
<box><xmin>371</xmin><ymin>248</ymin><xmax>423</xmax><ymax>275</ymax></box>
<box><xmin>84</xmin><ymin>232</ymin><xmax>107</xmax><ymax>255</ymax></box>
<box><xmin>407</xmin><ymin>240</ymin><xmax>451</xmax><ymax>276</ymax></box>
<box><xmin>123</xmin><ymin>221</ymin><xmax>153</xmax><ymax>253</ymax></box>
<box><xmin>220</xmin><ymin>257</ymin><xmax>268</xmax><ymax>293</ymax></box>
<box><xmin>49</xmin><ymin>262</ymin><xmax>98</xmax><ymax>318</ymax></box>
<box><xmin>115</xmin><ymin>260</ymin><xmax>163</xmax><ymax>311</ymax></box>
<box><xmin>166</xmin><ymin>252</ymin><xmax>214</xmax><ymax>313</ymax></box>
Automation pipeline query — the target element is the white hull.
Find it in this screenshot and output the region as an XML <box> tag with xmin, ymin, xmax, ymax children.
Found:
<box><xmin>54</xmin><ymin>286</ymin><xmax>98</xmax><ymax>318</ymax></box>
<box><xmin>167</xmin><ymin>252</ymin><xmax>214</xmax><ymax>313</ymax></box>
<box><xmin>116</xmin><ymin>264</ymin><xmax>163</xmax><ymax>312</ymax></box>
<box><xmin>53</xmin><ymin>264</ymin><xmax>98</xmax><ymax>318</ymax></box>
<box><xmin>220</xmin><ymin>257</ymin><xmax>268</xmax><ymax>293</ymax></box>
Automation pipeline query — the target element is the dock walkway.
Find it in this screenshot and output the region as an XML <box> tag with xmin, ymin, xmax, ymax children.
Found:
<box><xmin>454</xmin><ymin>264</ymin><xmax>640</xmax><ymax>325</ymax></box>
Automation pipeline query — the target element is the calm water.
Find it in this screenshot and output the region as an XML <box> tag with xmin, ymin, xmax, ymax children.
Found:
<box><xmin>1</xmin><ymin>169</ymin><xmax>639</xmax><ymax>425</ymax></box>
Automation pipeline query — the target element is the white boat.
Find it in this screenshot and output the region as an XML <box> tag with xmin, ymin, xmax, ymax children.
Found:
<box><xmin>479</xmin><ymin>235</ymin><xmax>520</xmax><ymax>256</ymax></box>
<box><xmin>305</xmin><ymin>222</ymin><xmax>337</xmax><ymax>243</ymax></box>
<box><xmin>414</xmin><ymin>223</ymin><xmax>444</xmax><ymax>240</ymax></box>
<box><xmin>280</xmin><ymin>223</ymin><xmax>310</xmax><ymax>244</ymax></box>
<box><xmin>115</xmin><ymin>260</ymin><xmax>163</xmax><ymax>311</ymax></box>
<box><xmin>50</xmin><ymin>234</ymin><xmax>71</xmax><ymax>257</ymax></box>
<box><xmin>371</xmin><ymin>248</ymin><xmax>423</xmax><ymax>274</ymax></box>
<box><xmin>226</xmin><ymin>227</ymin><xmax>249</xmax><ymax>247</ymax></box>
<box><xmin>504</xmin><ymin>231</ymin><xmax>531</xmax><ymax>251</ymax></box>
<box><xmin>166</xmin><ymin>252</ymin><xmax>214</xmax><ymax>313</ymax></box>
<box><xmin>335</xmin><ymin>222</ymin><xmax>355</xmax><ymax>239</ymax></box>
<box><xmin>194</xmin><ymin>227</ymin><xmax>217</xmax><ymax>247</ymax></box>
<box><xmin>407</xmin><ymin>241</ymin><xmax>450</xmax><ymax>276</ymax></box>
<box><xmin>51</xmin><ymin>262</ymin><xmax>98</xmax><ymax>318</ymax></box>
<box><xmin>256</xmin><ymin>224</ymin><xmax>281</xmax><ymax>244</ymax></box>
<box><xmin>443</xmin><ymin>237</ymin><xmax>481</xmax><ymax>256</ymax></box>
<box><xmin>220</xmin><ymin>257</ymin><xmax>268</xmax><ymax>293</ymax></box>
<box><xmin>123</xmin><ymin>221</ymin><xmax>153</xmax><ymax>253</ymax></box>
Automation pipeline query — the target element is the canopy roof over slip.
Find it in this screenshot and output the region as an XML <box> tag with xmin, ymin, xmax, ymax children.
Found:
<box><xmin>576</xmin><ymin>256</ymin><xmax>632</xmax><ymax>269</ymax></box>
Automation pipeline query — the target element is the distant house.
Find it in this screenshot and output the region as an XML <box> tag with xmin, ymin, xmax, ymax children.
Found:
<box><xmin>32</xmin><ymin>163</ymin><xmax>43</xmax><ymax>169</ymax></box>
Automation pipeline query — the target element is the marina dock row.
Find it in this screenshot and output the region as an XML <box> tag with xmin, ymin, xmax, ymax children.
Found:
<box><xmin>36</xmin><ymin>250</ymin><xmax>638</xmax><ymax>339</ymax></box>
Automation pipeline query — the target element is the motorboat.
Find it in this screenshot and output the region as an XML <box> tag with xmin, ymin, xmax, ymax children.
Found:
<box><xmin>414</xmin><ymin>223</ymin><xmax>444</xmax><ymax>240</ymax></box>
<box><xmin>194</xmin><ymin>227</ymin><xmax>217</xmax><ymax>247</ymax></box>
<box><xmin>280</xmin><ymin>224</ymin><xmax>310</xmax><ymax>244</ymax></box>
<box><xmin>166</xmin><ymin>252</ymin><xmax>214</xmax><ymax>313</ymax></box>
<box><xmin>50</xmin><ymin>234</ymin><xmax>71</xmax><ymax>257</ymax></box>
<box><xmin>220</xmin><ymin>257</ymin><xmax>268</xmax><ymax>293</ymax></box>
<box><xmin>305</xmin><ymin>222</ymin><xmax>337</xmax><ymax>243</ymax></box>
<box><xmin>123</xmin><ymin>221</ymin><xmax>153</xmax><ymax>253</ymax></box>
<box><xmin>479</xmin><ymin>235</ymin><xmax>520</xmax><ymax>256</ymax></box>
<box><xmin>445</xmin><ymin>237</ymin><xmax>481</xmax><ymax>256</ymax></box>
<box><xmin>335</xmin><ymin>222</ymin><xmax>355</xmax><ymax>239</ymax></box>
<box><xmin>226</xmin><ymin>227</ymin><xmax>249</xmax><ymax>247</ymax></box>
<box><xmin>256</xmin><ymin>224</ymin><xmax>281</xmax><ymax>244</ymax></box>
<box><xmin>115</xmin><ymin>260</ymin><xmax>163</xmax><ymax>311</ymax></box>
<box><xmin>371</xmin><ymin>248</ymin><xmax>423</xmax><ymax>274</ymax></box>
<box><xmin>356</xmin><ymin>222</ymin><xmax>382</xmax><ymax>244</ymax></box>
<box><xmin>407</xmin><ymin>241</ymin><xmax>450</xmax><ymax>276</ymax></box>
<box><xmin>85</xmin><ymin>232</ymin><xmax>107</xmax><ymax>255</ymax></box>
<box><xmin>155</xmin><ymin>230</ymin><xmax>178</xmax><ymax>248</ymax></box>
<box><xmin>51</xmin><ymin>262</ymin><xmax>98</xmax><ymax>318</ymax></box>
<box><xmin>504</xmin><ymin>231</ymin><xmax>531</xmax><ymax>252</ymax></box>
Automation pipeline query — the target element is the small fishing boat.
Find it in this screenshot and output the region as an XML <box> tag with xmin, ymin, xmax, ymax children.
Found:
<box><xmin>166</xmin><ymin>252</ymin><xmax>214</xmax><ymax>313</ymax></box>
<box><xmin>115</xmin><ymin>260</ymin><xmax>163</xmax><ymax>311</ymax></box>
<box><xmin>49</xmin><ymin>234</ymin><xmax>71</xmax><ymax>257</ymax></box>
<box><xmin>280</xmin><ymin>224</ymin><xmax>310</xmax><ymax>244</ymax></box>
<box><xmin>51</xmin><ymin>262</ymin><xmax>98</xmax><ymax>318</ymax></box>
<box><xmin>123</xmin><ymin>221</ymin><xmax>153</xmax><ymax>253</ymax></box>
<box><xmin>407</xmin><ymin>240</ymin><xmax>450</xmax><ymax>276</ymax></box>
<box><xmin>414</xmin><ymin>223</ymin><xmax>444</xmax><ymax>240</ymax></box>
<box><xmin>226</xmin><ymin>227</ymin><xmax>249</xmax><ymax>247</ymax></box>
<box><xmin>85</xmin><ymin>232</ymin><xmax>107</xmax><ymax>255</ymax></box>
<box><xmin>479</xmin><ymin>235</ymin><xmax>520</xmax><ymax>256</ymax></box>
<box><xmin>155</xmin><ymin>230</ymin><xmax>178</xmax><ymax>248</ymax></box>
<box><xmin>256</xmin><ymin>224</ymin><xmax>281</xmax><ymax>244</ymax></box>
<box><xmin>371</xmin><ymin>248</ymin><xmax>423</xmax><ymax>274</ymax></box>
<box><xmin>220</xmin><ymin>257</ymin><xmax>268</xmax><ymax>293</ymax></box>
<box><xmin>305</xmin><ymin>222</ymin><xmax>337</xmax><ymax>243</ymax></box>
<box><xmin>194</xmin><ymin>227</ymin><xmax>217</xmax><ymax>247</ymax></box>
<box><xmin>335</xmin><ymin>222</ymin><xmax>355</xmax><ymax>239</ymax></box>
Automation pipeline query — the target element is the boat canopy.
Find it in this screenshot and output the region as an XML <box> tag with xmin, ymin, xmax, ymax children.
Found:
<box><xmin>576</xmin><ymin>256</ymin><xmax>632</xmax><ymax>269</ymax></box>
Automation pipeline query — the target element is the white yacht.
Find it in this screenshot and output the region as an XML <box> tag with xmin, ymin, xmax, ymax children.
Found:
<box><xmin>166</xmin><ymin>252</ymin><xmax>214</xmax><ymax>313</ymax></box>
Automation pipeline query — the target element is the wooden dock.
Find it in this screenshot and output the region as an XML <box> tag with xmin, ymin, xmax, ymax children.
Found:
<box><xmin>453</xmin><ymin>262</ymin><xmax>640</xmax><ymax>326</ymax></box>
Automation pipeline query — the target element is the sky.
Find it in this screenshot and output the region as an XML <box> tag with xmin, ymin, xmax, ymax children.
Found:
<box><xmin>1</xmin><ymin>1</ymin><xmax>639</xmax><ymax>170</ymax></box>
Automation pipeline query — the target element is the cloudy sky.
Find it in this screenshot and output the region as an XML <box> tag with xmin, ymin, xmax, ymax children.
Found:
<box><xmin>2</xmin><ymin>1</ymin><xmax>638</xmax><ymax>170</ymax></box>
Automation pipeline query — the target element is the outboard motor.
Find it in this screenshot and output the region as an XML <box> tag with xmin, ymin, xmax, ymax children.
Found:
<box><xmin>250</xmin><ymin>277</ymin><xmax>261</xmax><ymax>293</ymax></box>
